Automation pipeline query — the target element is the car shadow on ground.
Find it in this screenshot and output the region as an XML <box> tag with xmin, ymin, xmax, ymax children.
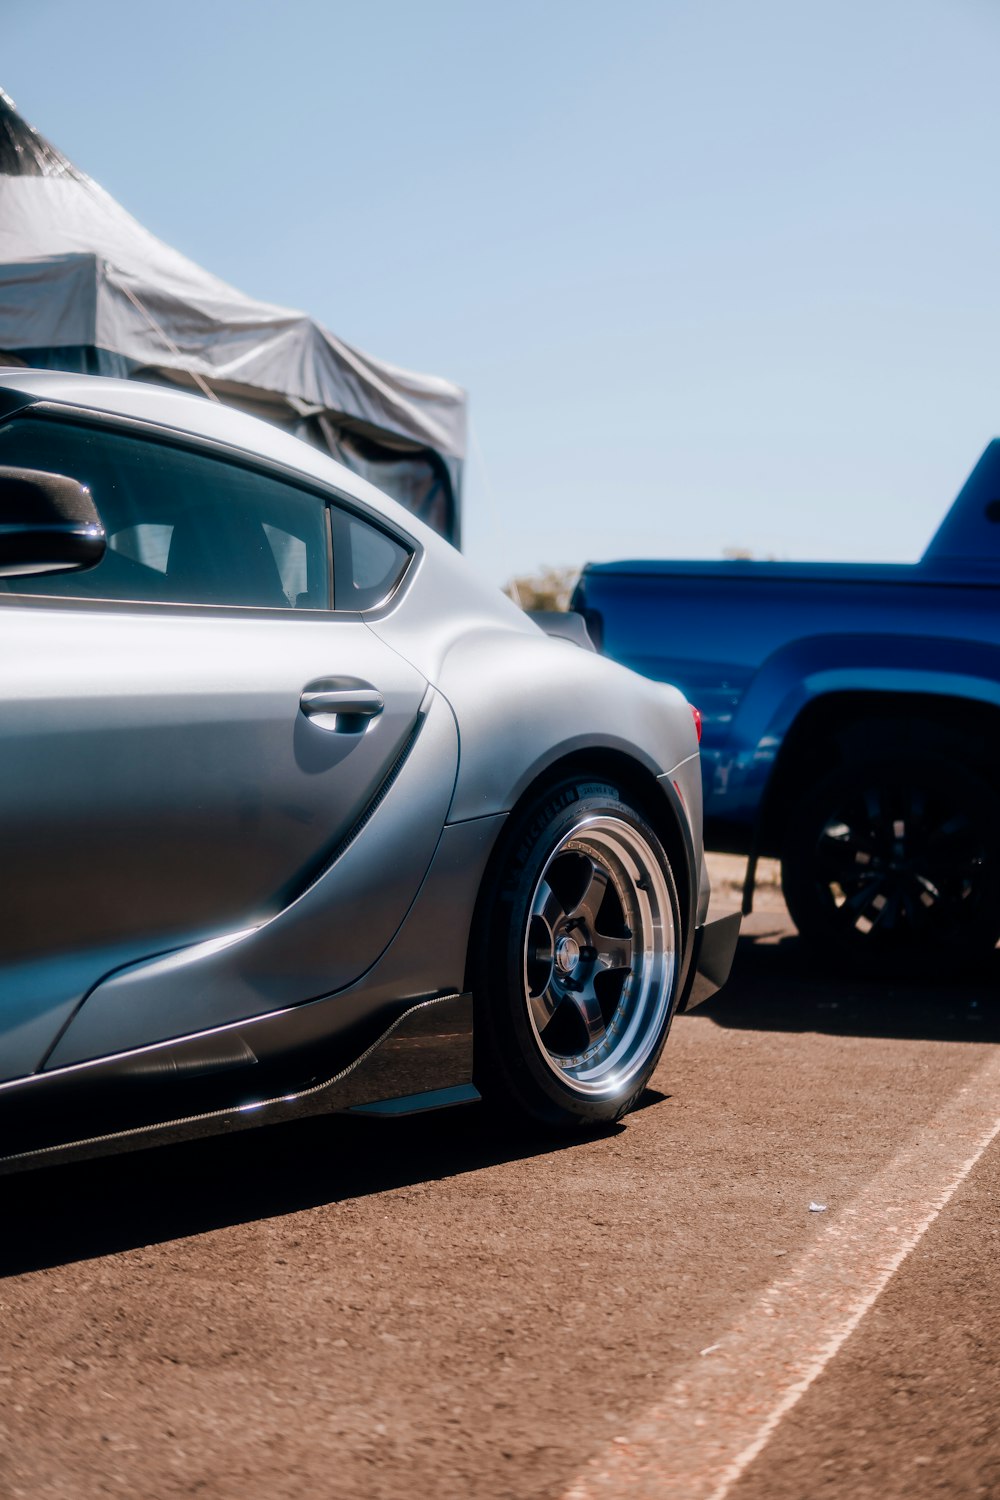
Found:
<box><xmin>5</xmin><ymin>926</ymin><xmax>992</xmax><ymax>1279</ymax></box>
<box><xmin>699</xmin><ymin>926</ymin><xmax>1000</xmax><ymax>1044</ymax></box>
<box><xmin>0</xmin><ymin>1096</ymin><xmax>641</xmax><ymax>1279</ymax></box>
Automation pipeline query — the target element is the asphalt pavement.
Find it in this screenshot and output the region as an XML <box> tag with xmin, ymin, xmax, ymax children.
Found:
<box><xmin>1</xmin><ymin>860</ymin><xmax>997</xmax><ymax>1500</ymax></box>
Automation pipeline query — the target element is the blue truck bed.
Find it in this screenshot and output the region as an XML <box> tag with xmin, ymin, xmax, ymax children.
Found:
<box><xmin>572</xmin><ymin>444</ymin><xmax>1000</xmax><ymax>963</ymax></box>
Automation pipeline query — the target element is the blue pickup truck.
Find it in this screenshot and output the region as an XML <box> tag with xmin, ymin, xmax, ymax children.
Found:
<box><xmin>572</xmin><ymin>444</ymin><xmax>1000</xmax><ymax>964</ymax></box>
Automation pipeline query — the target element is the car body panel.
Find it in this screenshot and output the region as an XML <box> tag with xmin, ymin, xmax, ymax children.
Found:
<box><xmin>1</xmin><ymin>809</ymin><xmax>509</xmax><ymax>1169</ymax></box>
<box><xmin>367</xmin><ymin>598</ymin><xmax>700</xmax><ymax>822</ymax></box>
<box><xmin>46</xmin><ymin>684</ymin><xmax>458</xmax><ymax>1066</ymax></box>
<box><xmin>0</xmin><ymin>595</ymin><xmax>430</xmax><ymax>1078</ymax></box>
<box><xmin>0</xmin><ymin>369</ymin><xmax>734</xmax><ymax>1169</ymax></box>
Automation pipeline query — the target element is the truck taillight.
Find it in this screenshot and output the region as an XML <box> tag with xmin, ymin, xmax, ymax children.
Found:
<box><xmin>691</xmin><ymin>706</ymin><xmax>702</xmax><ymax>742</ymax></box>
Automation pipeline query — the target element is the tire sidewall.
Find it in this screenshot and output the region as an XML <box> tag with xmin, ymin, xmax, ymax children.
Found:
<box><xmin>780</xmin><ymin>751</ymin><xmax>1000</xmax><ymax>965</ymax></box>
<box><xmin>475</xmin><ymin>777</ymin><xmax>682</xmax><ymax>1128</ymax></box>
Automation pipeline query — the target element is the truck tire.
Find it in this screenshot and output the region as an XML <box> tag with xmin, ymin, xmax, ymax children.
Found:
<box><xmin>472</xmin><ymin>775</ymin><xmax>683</xmax><ymax>1129</ymax></box>
<box><xmin>780</xmin><ymin>751</ymin><xmax>1000</xmax><ymax>967</ymax></box>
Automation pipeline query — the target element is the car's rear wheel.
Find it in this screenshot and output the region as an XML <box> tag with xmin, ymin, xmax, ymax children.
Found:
<box><xmin>780</xmin><ymin>752</ymin><xmax>1000</xmax><ymax>967</ymax></box>
<box><xmin>472</xmin><ymin>776</ymin><xmax>683</xmax><ymax>1129</ymax></box>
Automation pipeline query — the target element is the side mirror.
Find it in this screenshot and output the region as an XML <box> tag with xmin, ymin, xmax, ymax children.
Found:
<box><xmin>0</xmin><ymin>466</ymin><xmax>106</xmax><ymax>577</ymax></box>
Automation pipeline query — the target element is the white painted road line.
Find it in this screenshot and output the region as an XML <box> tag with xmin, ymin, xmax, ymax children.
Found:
<box><xmin>563</xmin><ymin>1044</ymin><xmax>1000</xmax><ymax>1500</ymax></box>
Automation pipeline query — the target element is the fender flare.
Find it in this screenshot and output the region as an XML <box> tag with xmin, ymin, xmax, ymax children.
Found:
<box><xmin>736</xmin><ymin>634</ymin><xmax>1000</xmax><ymax>912</ymax></box>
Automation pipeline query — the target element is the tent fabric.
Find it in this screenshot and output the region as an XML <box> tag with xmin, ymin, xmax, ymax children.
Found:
<box><xmin>0</xmin><ymin>91</ymin><xmax>465</xmax><ymax>541</ymax></box>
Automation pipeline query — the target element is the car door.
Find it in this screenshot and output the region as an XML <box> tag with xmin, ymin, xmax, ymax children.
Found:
<box><xmin>0</xmin><ymin>414</ymin><xmax>433</xmax><ymax>1082</ymax></box>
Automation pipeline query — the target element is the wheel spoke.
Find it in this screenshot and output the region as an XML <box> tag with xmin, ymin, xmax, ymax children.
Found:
<box><xmin>873</xmin><ymin>889</ymin><xmax>898</xmax><ymax>931</ymax></box>
<box><xmin>817</xmin><ymin>821</ymin><xmax>878</xmax><ymax>880</ymax></box>
<box><xmin>528</xmin><ymin>982</ymin><xmax>563</xmax><ymax>1036</ymax></box>
<box><xmin>595</xmin><ymin>933</ymin><xmax>633</xmax><ymax>973</ymax></box>
<box><xmin>841</xmin><ymin>872</ymin><xmax>888</xmax><ymax>922</ymax></box>
<box><xmin>565</xmin><ymin>980</ymin><xmax>607</xmax><ymax>1050</ymax></box>
<box><xmin>913</xmin><ymin>812</ymin><xmax>987</xmax><ymax>912</ymax></box>
<box><xmin>533</xmin><ymin>878</ymin><xmax>569</xmax><ymax>932</ymax></box>
<box><xmin>785</xmin><ymin>755</ymin><xmax>1000</xmax><ymax>962</ymax></box>
<box><xmin>526</xmin><ymin>915</ymin><xmax>554</xmax><ymax>983</ymax></box>
<box><xmin>567</xmin><ymin>859</ymin><xmax>610</xmax><ymax>932</ymax></box>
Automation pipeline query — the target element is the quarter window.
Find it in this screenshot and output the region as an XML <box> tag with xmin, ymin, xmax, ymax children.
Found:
<box><xmin>0</xmin><ymin>419</ymin><xmax>331</xmax><ymax>610</ymax></box>
<box><xmin>331</xmin><ymin>507</ymin><xmax>412</xmax><ymax>610</ymax></box>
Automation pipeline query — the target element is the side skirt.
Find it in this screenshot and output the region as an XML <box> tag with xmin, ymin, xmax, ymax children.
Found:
<box><xmin>0</xmin><ymin>992</ymin><xmax>476</xmax><ymax>1176</ymax></box>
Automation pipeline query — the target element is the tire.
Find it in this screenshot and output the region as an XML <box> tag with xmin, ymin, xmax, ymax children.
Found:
<box><xmin>472</xmin><ymin>775</ymin><xmax>683</xmax><ymax>1129</ymax></box>
<box><xmin>780</xmin><ymin>752</ymin><xmax>1000</xmax><ymax>969</ymax></box>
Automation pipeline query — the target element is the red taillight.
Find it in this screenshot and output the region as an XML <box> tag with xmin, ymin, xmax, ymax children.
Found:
<box><xmin>691</xmin><ymin>705</ymin><xmax>703</xmax><ymax>742</ymax></box>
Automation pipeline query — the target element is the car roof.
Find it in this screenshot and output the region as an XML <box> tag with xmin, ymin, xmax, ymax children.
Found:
<box><xmin>0</xmin><ymin>367</ymin><xmax>443</xmax><ymax>550</ymax></box>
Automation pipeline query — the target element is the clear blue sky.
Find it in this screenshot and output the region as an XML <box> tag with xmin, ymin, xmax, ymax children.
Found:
<box><xmin>5</xmin><ymin>0</ymin><xmax>1000</xmax><ymax>586</ymax></box>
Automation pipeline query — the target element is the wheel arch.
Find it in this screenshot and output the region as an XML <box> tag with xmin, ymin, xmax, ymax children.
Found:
<box><xmin>464</xmin><ymin>746</ymin><xmax>697</xmax><ymax>996</ymax></box>
<box><xmin>756</xmin><ymin>689</ymin><xmax>1000</xmax><ymax>858</ymax></box>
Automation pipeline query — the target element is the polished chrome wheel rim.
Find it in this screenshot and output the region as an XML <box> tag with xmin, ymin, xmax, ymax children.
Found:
<box><xmin>522</xmin><ymin>815</ymin><xmax>676</xmax><ymax>1096</ymax></box>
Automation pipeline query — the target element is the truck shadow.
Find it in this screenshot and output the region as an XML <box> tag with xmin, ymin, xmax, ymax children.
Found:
<box><xmin>700</xmin><ymin>926</ymin><xmax>1000</xmax><ymax>1043</ymax></box>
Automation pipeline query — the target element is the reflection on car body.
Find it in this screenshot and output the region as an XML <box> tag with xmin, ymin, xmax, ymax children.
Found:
<box><xmin>0</xmin><ymin>370</ymin><xmax>738</xmax><ymax>1173</ymax></box>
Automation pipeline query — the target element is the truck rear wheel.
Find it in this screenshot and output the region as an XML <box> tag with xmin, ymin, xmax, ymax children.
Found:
<box><xmin>780</xmin><ymin>752</ymin><xmax>1000</xmax><ymax>967</ymax></box>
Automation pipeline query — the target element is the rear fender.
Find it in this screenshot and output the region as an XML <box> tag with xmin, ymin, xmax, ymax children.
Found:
<box><xmin>435</xmin><ymin>628</ymin><xmax>698</xmax><ymax>824</ymax></box>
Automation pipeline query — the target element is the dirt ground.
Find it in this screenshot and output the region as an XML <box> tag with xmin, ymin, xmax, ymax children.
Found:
<box><xmin>1</xmin><ymin>854</ymin><xmax>998</xmax><ymax>1500</ymax></box>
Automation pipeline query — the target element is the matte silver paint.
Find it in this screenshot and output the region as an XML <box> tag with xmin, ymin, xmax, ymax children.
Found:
<box><xmin>47</xmin><ymin>687</ymin><xmax>459</xmax><ymax>1065</ymax></box>
<box><xmin>0</xmin><ymin>370</ymin><xmax>731</xmax><ymax>1164</ymax></box>
<box><xmin>364</xmin><ymin>589</ymin><xmax>699</xmax><ymax>823</ymax></box>
<box><xmin>1</xmin><ymin>601</ymin><xmax>432</xmax><ymax>1066</ymax></box>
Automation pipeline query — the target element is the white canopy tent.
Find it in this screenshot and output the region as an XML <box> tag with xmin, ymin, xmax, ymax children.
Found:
<box><xmin>0</xmin><ymin>90</ymin><xmax>465</xmax><ymax>542</ymax></box>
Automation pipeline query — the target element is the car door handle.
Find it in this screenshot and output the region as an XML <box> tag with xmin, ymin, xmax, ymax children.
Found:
<box><xmin>300</xmin><ymin>681</ymin><xmax>385</xmax><ymax>731</ymax></box>
<box><xmin>301</xmin><ymin>688</ymin><xmax>384</xmax><ymax>717</ymax></box>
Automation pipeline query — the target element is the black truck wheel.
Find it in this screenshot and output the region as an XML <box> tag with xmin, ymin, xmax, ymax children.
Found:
<box><xmin>472</xmin><ymin>775</ymin><xmax>683</xmax><ymax>1129</ymax></box>
<box><xmin>780</xmin><ymin>752</ymin><xmax>1000</xmax><ymax>967</ymax></box>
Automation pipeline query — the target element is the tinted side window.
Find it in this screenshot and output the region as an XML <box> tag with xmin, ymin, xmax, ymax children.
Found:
<box><xmin>0</xmin><ymin>420</ymin><xmax>331</xmax><ymax>609</ymax></box>
<box><xmin>331</xmin><ymin>506</ymin><xmax>412</xmax><ymax>610</ymax></box>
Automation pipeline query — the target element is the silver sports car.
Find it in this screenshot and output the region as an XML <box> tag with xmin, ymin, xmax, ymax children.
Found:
<box><xmin>0</xmin><ymin>371</ymin><xmax>738</xmax><ymax>1173</ymax></box>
